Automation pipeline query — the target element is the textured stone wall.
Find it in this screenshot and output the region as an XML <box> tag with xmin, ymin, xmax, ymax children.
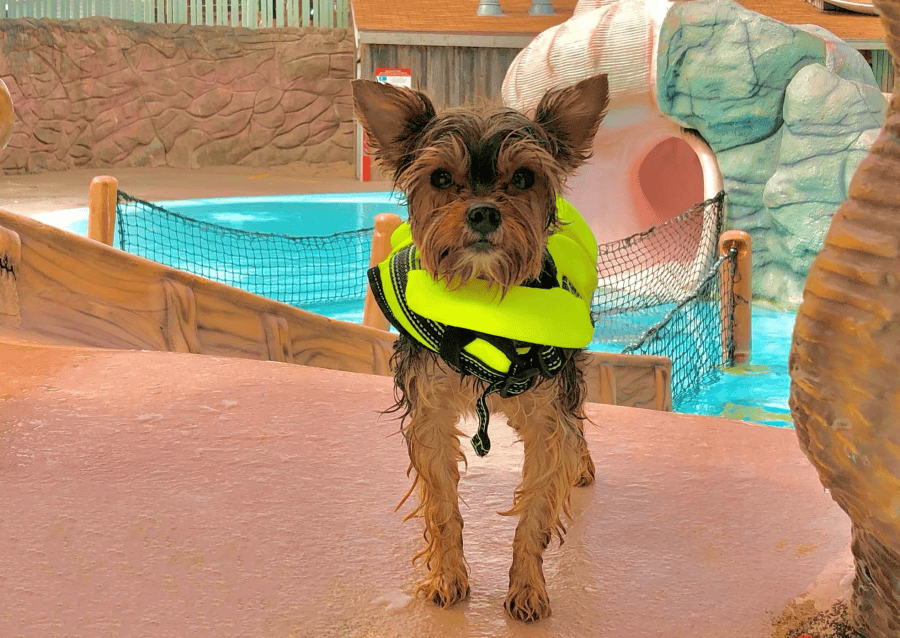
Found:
<box><xmin>0</xmin><ymin>18</ymin><xmax>354</xmax><ymax>174</ymax></box>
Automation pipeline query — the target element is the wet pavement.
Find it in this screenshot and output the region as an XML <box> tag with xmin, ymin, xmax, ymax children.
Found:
<box><xmin>0</xmin><ymin>338</ymin><xmax>852</xmax><ymax>637</ymax></box>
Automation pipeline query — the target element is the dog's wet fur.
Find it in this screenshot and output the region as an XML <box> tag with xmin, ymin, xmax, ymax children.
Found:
<box><xmin>352</xmin><ymin>74</ymin><xmax>609</xmax><ymax>622</ymax></box>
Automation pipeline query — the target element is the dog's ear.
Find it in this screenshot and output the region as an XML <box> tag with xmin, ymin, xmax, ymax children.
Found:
<box><xmin>534</xmin><ymin>74</ymin><xmax>609</xmax><ymax>172</ymax></box>
<box><xmin>352</xmin><ymin>79</ymin><xmax>436</xmax><ymax>176</ymax></box>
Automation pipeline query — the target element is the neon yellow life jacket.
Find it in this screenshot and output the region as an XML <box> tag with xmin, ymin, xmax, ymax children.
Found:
<box><xmin>368</xmin><ymin>197</ymin><xmax>598</xmax><ymax>456</ymax></box>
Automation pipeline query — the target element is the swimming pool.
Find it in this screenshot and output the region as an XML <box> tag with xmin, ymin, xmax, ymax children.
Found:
<box><xmin>34</xmin><ymin>191</ymin><xmax>409</xmax><ymax>239</ymax></box>
<box><xmin>678</xmin><ymin>306</ymin><xmax>794</xmax><ymax>428</ymax></box>
<box><xmin>33</xmin><ymin>193</ymin><xmax>795</xmax><ymax>428</ymax></box>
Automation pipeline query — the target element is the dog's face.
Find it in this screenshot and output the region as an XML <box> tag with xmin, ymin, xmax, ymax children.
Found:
<box><xmin>352</xmin><ymin>75</ymin><xmax>609</xmax><ymax>294</ymax></box>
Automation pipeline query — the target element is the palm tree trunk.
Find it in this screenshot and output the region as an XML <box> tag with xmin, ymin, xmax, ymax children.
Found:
<box><xmin>790</xmin><ymin>1</ymin><xmax>900</xmax><ymax>635</ymax></box>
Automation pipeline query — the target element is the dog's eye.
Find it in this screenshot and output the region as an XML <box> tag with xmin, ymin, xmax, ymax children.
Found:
<box><xmin>511</xmin><ymin>168</ymin><xmax>535</xmax><ymax>190</ymax></box>
<box><xmin>430</xmin><ymin>169</ymin><xmax>453</xmax><ymax>190</ymax></box>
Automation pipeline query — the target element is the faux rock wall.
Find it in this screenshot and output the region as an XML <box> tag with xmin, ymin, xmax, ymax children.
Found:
<box><xmin>763</xmin><ymin>61</ymin><xmax>885</xmax><ymax>299</ymax></box>
<box><xmin>0</xmin><ymin>18</ymin><xmax>354</xmax><ymax>174</ymax></box>
<box><xmin>657</xmin><ymin>0</ymin><xmax>887</xmax><ymax>306</ymax></box>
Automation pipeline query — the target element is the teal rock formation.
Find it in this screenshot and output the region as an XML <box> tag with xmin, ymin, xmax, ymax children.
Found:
<box><xmin>764</xmin><ymin>63</ymin><xmax>885</xmax><ymax>303</ymax></box>
<box><xmin>657</xmin><ymin>0</ymin><xmax>887</xmax><ymax>307</ymax></box>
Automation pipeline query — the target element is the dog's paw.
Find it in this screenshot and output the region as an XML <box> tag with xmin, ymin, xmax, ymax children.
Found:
<box><xmin>504</xmin><ymin>582</ymin><xmax>551</xmax><ymax>622</ymax></box>
<box><xmin>417</xmin><ymin>574</ymin><xmax>469</xmax><ymax>609</ymax></box>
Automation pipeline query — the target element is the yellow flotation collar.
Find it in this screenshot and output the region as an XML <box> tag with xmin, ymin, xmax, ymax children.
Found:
<box><xmin>368</xmin><ymin>197</ymin><xmax>598</xmax><ymax>456</ymax></box>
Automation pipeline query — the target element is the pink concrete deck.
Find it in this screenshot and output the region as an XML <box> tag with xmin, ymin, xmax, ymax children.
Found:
<box><xmin>1</xmin><ymin>339</ymin><xmax>851</xmax><ymax>637</ymax></box>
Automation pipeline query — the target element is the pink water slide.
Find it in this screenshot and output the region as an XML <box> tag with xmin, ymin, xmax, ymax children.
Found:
<box><xmin>503</xmin><ymin>0</ymin><xmax>724</xmax><ymax>281</ymax></box>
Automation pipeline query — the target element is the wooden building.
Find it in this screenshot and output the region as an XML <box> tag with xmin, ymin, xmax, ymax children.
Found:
<box><xmin>351</xmin><ymin>0</ymin><xmax>892</xmax><ymax>110</ymax></box>
<box><xmin>351</xmin><ymin>0</ymin><xmax>575</xmax><ymax>110</ymax></box>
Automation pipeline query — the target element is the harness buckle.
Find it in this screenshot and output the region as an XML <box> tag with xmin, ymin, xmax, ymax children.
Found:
<box><xmin>498</xmin><ymin>367</ymin><xmax>540</xmax><ymax>398</ymax></box>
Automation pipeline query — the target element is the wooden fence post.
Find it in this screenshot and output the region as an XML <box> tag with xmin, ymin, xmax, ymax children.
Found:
<box><xmin>88</xmin><ymin>176</ymin><xmax>118</xmax><ymax>246</ymax></box>
<box><xmin>718</xmin><ymin>230</ymin><xmax>752</xmax><ymax>365</ymax></box>
<box><xmin>0</xmin><ymin>78</ymin><xmax>13</xmax><ymax>151</ymax></box>
<box><xmin>0</xmin><ymin>225</ymin><xmax>21</xmax><ymax>321</ymax></box>
<box><xmin>362</xmin><ymin>213</ymin><xmax>402</xmax><ymax>331</ymax></box>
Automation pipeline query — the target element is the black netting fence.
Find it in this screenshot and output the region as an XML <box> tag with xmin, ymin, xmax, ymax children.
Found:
<box><xmin>621</xmin><ymin>250</ymin><xmax>737</xmax><ymax>408</ymax></box>
<box><xmin>590</xmin><ymin>192</ymin><xmax>736</xmax><ymax>407</ymax></box>
<box><xmin>115</xmin><ymin>189</ymin><xmax>737</xmax><ymax>408</ymax></box>
<box><xmin>116</xmin><ymin>190</ymin><xmax>373</xmax><ymax>314</ymax></box>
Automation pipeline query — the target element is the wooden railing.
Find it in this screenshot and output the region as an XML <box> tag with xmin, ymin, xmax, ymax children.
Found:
<box><xmin>1</xmin><ymin>205</ymin><xmax>397</xmax><ymax>374</ymax></box>
<box><xmin>1</xmin><ymin>0</ymin><xmax>349</xmax><ymax>28</ymax></box>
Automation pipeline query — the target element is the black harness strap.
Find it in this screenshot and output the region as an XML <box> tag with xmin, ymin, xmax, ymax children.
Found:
<box><xmin>369</xmin><ymin>245</ymin><xmax>575</xmax><ymax>457</ymax></box>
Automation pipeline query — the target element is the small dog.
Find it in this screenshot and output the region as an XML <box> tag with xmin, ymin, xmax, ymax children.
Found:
<box><xmin>353</xmin><ymin>74</ymin><xmax>609</xmax><ymax>622</ymax></box>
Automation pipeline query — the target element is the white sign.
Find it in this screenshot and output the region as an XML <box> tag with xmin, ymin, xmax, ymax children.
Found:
<box><xmin>375</xmin><ymin>68</ymin><xmax>412</xmax><ymax>88</ymax></box>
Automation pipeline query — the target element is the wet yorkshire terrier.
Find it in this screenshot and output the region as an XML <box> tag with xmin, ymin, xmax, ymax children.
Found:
<box><xmin>353</xmin><ymin>73</ymin><xmax>609</xmax><ymax>622</ymax></box>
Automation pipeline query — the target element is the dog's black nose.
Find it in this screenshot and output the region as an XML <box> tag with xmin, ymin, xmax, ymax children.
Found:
<box><xmin>466</xmin><ymin>205</ymin><xmax>501</xmax><ymax>235</ymax></box>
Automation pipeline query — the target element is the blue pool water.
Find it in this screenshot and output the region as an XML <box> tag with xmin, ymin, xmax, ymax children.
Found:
<box><xmin>34</xmin><ymin>194</ymin><xmax>796</xmax><ymax>427</ymax></box>
<box><xmin>34</xmin><ymin>191</ymin><xmax>408</xmax><ymax>238</ymax></box>
<box><xmin>677</xmin><ymin>306</ymin><xmax>795</xmax><ymax>428</ymax></box>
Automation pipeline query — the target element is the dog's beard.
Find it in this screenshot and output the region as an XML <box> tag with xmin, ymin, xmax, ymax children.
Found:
<box><xmin>409</xmin><ymin>197</ymin><xmax>549</xmax><ymax>296</ymax></box>
<box><xmin>399</xmin><ymin>139</ymin><xmax>563</xmax><ymax>296</ymax></box>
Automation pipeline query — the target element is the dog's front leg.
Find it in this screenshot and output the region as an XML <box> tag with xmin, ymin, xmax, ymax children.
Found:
<box><xmin>403</xmin><ymin>392</ymin><xmax>469</xmax><ymax>608</ymax></box>
<box><xmin>502</xmin><ymin>401</ymin><xmax>582</xmax><ymax>622</ymax></box>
